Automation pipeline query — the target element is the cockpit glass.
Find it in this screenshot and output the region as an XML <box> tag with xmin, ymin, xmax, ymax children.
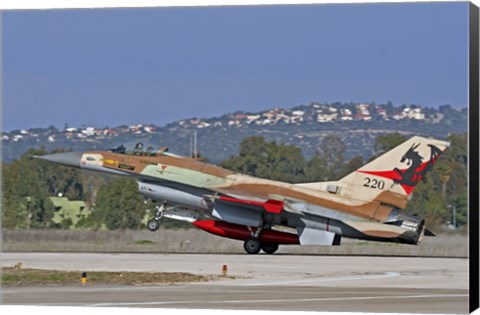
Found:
<box><xmin>109</xmin><ymin>143</ymin><xmax>168</xmax><ymax>156</ymax></box>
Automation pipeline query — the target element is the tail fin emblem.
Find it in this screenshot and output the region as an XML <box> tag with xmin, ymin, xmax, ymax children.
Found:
<box><xmin>358</xmin><ymin>143</ymin><xmax>444</xmax><ymax>195</ymax></box>
<box><xmin>393</xmin><ymin>143</ymin><xmax>442</xmax><ymax>188</ymax></box>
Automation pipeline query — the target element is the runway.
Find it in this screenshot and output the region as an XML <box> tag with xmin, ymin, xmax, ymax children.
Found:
<box><xmin>1</xmin><ymin>252</ymin><xmax>469</xmax><ymax>313</ymax></box>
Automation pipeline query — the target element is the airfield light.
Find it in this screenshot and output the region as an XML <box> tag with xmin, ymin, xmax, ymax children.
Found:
<box><xmin>81</xmin><ymin>272</ymin><xmax>87</xmax><ymax>285</ymax></box>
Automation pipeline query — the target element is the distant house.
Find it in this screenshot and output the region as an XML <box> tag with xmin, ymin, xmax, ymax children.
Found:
<box><xmin>103</xmin><ymin>129</ymin><xmax>118</xmax><ymax>136</ymax></box>
<box><xmin>400</xmin><ymin>107</ymin><xmax>425</xmax><ymax>120</ymax></box>
<box><xmin>393</xmin><ymin>112</ymin><xmax>406</xmax><ymax>120</ymax></box>
<box><xmin>246</xmin><ymin>115</ymin><xmax>261</xmax><ymax>124</ymax></box>
<box><xmin>144</xmin><ymin>126</ymin><xmax>156</xmax><ymax>133</ymax></box>
<box><xmin>317</xmin><ymin>113</ymin><xmax>338</xmax><ymax>123</ymax></box>
<box><xmin>81</xmin><ymin>127</ymin><xmax>96</xmax><ymax>136</ymax></box>
<box><xmin>262</xmin><ymin>119</ymin><xmax>272</xmax><ymax>125</ymax></box>
<box><xmin>230</xmin><ymin>113</ymin><xmax>247</xmax><ymax>120</ymax></box>
<box><xmin>197</xmin><ymin>122</ymin><xmax>211</xmax><ymax>128</ymax></box>
<box><xmin>228</xmin><ymin>120</ymin><xmax>241</xmax><ymax>127</ymax></box>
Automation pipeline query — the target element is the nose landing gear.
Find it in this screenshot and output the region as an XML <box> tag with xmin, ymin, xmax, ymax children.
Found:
<box><xmin>147</xmin><ymin>219</ymin><xmax>160</xmax><ymax>232</ymax></box>
<box><xmin>146</xmin><ymin>201</ymin><xmax>200</xmax><ymax>232</ymax></box>
<box><xmin>147</xmin><ymin>202</ymin><xmax>166</xmax><ymax>232</ymax></box>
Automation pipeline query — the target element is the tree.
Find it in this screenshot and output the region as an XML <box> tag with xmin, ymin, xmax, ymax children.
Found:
<box><xmin>338</xmin><ymin>156</ymin><xmax>364</xmax><ymax>179</ymax></box>
<box><xmin>93</xmin><ymin>177</ymin><xmax>146</xmax><ymax>230</ymax></box>
<box><xmin>221</xmin><ymin>136</ymin><xmax>306</xmax><ymax>183</ymax></box>
<box><xmin>374</xmin><ymin>132</ymin><xmax>407</xmax><ymax>155</ymax></box>
<box><xmin>315</xmin><ymin>134</ymin><xmax>346</xmax><ymax>180</ymax></box>
<box><xmin>303</xmin><ymin>156</ymin><xmax>328</xmax><ymax>182</ymax></box>
<box><xmin>1</xmin><ymin>149</ymin><xmax>55</xmax><ymax>228</ymax></box>
<box><xmin>35</xmin><ymin>148</ymin><xmax>85</xmax><ymax>200</ymax></box>
<box><xmin>2</xmin><ymin>164</ymin><xmax>30</xmax><ymax>228</ymax></box>
<box><xmin>404</xmin><ymin>133</ymin><xmax>467</xmax><ymax>228</ymax></box>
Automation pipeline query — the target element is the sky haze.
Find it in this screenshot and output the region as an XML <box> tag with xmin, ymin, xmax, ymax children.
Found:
<box><xmin>2</xmin><ymin>2</ymin><xmax>469</xmax><ymax>131</ymax></box>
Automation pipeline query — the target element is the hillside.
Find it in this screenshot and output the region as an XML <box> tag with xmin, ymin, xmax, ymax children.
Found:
<box><xmin>1</xmin><ymin>102</ymin><xmax>467</xmax><ymax>163</ymax></box>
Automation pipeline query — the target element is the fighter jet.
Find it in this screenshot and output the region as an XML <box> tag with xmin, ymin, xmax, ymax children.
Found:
<box><xmin>37</xmin><ymin>136</ymin><xmax>448</xmax><ymax>254</ymax></box>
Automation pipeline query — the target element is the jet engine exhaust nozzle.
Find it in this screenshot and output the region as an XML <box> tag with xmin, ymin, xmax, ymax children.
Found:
<box><xmin>386</xmin><ymin>209</ymin><xmax>426</xmax><ymax>245</ymax></box>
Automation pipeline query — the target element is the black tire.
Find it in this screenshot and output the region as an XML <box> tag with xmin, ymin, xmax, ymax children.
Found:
<box><xmin>147</xmin><ymin>219</ymin><xmax>160</xmax><ymax>232</ymax></box>
<box><xmin>243</xmin><ymin>237</ymin><xmax>261</xmax><ymax>254</ymax></box>
<box><xmin>261</xmin><ymin>243</ymin><xmax>279</xmax><ymax>254</ymax></box>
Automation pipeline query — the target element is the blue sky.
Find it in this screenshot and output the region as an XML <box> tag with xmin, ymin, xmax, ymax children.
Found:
<box><xmin>2</xmin><ymin>2</ymin><xmax>469</xmax><ymax>131</ymax></box>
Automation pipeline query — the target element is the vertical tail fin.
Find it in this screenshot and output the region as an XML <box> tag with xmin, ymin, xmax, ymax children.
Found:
<box><xmin>338</xmin><ymin>136</ymin><xmax>449</xmax><ymax>207</ymax></box>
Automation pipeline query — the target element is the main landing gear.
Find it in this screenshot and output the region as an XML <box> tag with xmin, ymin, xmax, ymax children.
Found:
<box><xmin>243</xmin><ymin>237</ymin><xmax>278</xmax><ymax>254</ymax></box>
<box><xmin>242</xmin><ymin>216</ymin><xmax>280</xmax><ymax>254</ymax></box>
<box><xmin>243</xmin><ymin>237</ymin><xmax>279</xmax><ymax>254</ymax></box>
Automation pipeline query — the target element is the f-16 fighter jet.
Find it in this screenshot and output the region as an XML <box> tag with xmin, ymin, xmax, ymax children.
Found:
<box><xmin>37</xmin><ymin>136</ymin><xmax>448</xmax><ymax>254</ymax></box>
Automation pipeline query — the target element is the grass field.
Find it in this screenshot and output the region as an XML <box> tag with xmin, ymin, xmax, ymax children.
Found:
<box><xmin>1</xmin><ymin>267</ymin><xmax>214</xmax><ymax>287</ymax></box>
<box><xmin>1</xmin><ymin>228</ymin><xmax>468</xmax><ymax>257</ymax></box>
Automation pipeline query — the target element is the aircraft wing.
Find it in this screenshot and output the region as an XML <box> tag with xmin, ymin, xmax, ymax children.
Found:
<box><xmin>207</xmin><ymin>195</ymin><xmax>283</xmax><ymax>228</ymax></box>
<box><xmin>214</xmin><ymin>196</ymin><xmax>283</xmax><ymax>214</ymax></box>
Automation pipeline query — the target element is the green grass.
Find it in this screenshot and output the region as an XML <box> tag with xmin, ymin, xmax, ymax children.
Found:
<box><xmin>2</xmin><ymin>267</ymin><xmax>214</xmax><ymax>287</ymax></box>
<box><xmin>1</xmin><ymin>229</ymin><xmax>468</xmax><ymax>257</ymax></box>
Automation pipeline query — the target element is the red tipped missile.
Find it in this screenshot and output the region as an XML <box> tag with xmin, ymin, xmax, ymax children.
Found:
<box><xmin>192</xmin><ymin>220</ymin><xmax>300</xmax><ymax>245</ymax></box>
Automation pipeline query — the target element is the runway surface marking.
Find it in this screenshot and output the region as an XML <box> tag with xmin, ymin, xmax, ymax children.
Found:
<box><xmin>250</xmin><ymin>264</ymin><xmax>300</xmax><ymax>269</ymax></box>
<box><xmin>2</xmin><ymin>271</ymin><xmax>401</xmax><ymax>293</ymax></box>
<box><xmin>240</xmin><ymin>271</ymin><xmax>400</xmax><ymax>286</ymax></box>
<box><xmin>1</xmin><ymin>285</ymin><xmax>212</xmax><ymax>294</ymax></box>
<box><xmin>84</xmin><ymin>293</ymin><xmax>469</xmax><ymax>308</ymax></box>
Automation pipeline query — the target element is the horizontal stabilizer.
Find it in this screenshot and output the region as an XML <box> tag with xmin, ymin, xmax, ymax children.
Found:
<box><xmin>343</xmin><ymin>221</ymin><xmax>406</xmax><ymax>239</ymax></box>
<box><xmin>424</xmin><ymin>228</ymin><xmax>436</xmax><ymax>237</ymax></box>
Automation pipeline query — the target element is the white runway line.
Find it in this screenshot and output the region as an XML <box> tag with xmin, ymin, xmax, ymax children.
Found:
<box><xmin>239</xmin><ymin>271</ymin><xmax>400</xmax><ymax>286</ymax></box>
<box><xmin>2</xmin><ymin>285</ymin><xmax>200</xmax><ymax>294</ymax></box>
<box><xmin>251</xmin><ymin>264</ymin><xmax>300</xmax><ymax>269</ymax></box>
<box><xmin>84</xmin><ymin>293</ymin><xmax>469</xmax><ymax>308</ymax></box>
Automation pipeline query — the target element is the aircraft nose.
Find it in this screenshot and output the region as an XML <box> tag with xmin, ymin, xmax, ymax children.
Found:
<box><xmin>34</xmin><ymin>152</ymin><xmax>83</xmax><ymax>168</ymax></box>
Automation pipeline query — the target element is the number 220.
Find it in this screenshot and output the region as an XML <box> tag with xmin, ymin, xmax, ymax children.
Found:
<box><xmin>363</xmin><ymin>177</ymin><xmax>385</xmax><ymax>190</ymax></box>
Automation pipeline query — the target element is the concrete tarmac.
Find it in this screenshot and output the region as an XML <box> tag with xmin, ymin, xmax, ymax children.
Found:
<box><xmin>1</xmin><ymin>252</ymin><xmax>469</xmax><ymax>313</ymax></box>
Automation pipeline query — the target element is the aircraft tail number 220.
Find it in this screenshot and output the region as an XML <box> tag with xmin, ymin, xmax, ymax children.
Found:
<box><xmin>363</xmin><ymin>177</ymin><xmax>385</xmax><ymax>190</ymax></box>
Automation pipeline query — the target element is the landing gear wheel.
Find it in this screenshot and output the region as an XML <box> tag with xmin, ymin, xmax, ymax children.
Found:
<box><xmin>243</xmin><ymin>237</ymin><xmax>261</xmax><ymax>254</ymax></box>
<box><xmin>261</xmin><ymin>243</ymin><xmax>279</xmax><ymax>254</ymax></box>
<box><xmin>147</xmin><ymin>219</ymin><xmax>160</xmax><ymax>232</ymax></box>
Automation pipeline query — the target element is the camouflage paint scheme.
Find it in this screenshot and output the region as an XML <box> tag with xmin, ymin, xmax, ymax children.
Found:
<box><xmin>38</xmin><ymin>136</ymin><xmax>449</xmax><ymax>253</ymax></box>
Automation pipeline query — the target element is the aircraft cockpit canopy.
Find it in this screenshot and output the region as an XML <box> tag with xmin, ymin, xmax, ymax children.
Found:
<box><xmin>109</xmin><ymin>143</ymin><xmax>169</xmax><ymax>157</ymax></box>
